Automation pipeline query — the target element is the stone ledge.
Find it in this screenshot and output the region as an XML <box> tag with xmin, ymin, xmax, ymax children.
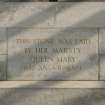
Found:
<box><xmin>0</xmin><ymin>81</ymin><xmax>105</xmax><ymax>88</ymax></box>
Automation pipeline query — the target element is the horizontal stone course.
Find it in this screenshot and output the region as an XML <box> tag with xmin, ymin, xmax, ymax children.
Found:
<box><xmin>0</xmin><ymin>89</ymin><xmax>105</xmax><ymax>105</ymax></box>
<box><xmin>0</xmin><ymin>3</ymin><xmax>105</xmax><ymax>27</ymax></box>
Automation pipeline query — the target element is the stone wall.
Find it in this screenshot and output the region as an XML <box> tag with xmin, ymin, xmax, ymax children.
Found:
<box><xmin>0</xmin><ymin>3</ymin><xmax>105</xmax><ymax>105</ymax></box>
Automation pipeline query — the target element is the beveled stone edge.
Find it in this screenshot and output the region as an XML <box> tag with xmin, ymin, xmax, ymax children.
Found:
<box><xmin>0</xmin><ymin>81</ymin><xmax>105</xmax><ymax>88</ymax></box>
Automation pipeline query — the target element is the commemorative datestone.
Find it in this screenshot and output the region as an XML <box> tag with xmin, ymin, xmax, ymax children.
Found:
<box><xmin>8</xmin><ymin>28</ymin><xmax>98</xmax><ymax>80</ymax></box>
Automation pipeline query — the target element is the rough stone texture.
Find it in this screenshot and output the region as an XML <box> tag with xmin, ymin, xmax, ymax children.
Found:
<box><xmin>0</xmin><ymin>4</ymin><xmax>11</xmax><ymax>27</ymax></box>
<box><xmin>0</xmin><ymin>55</ymin><xmax>7</xmax><ymax>80</ymax></box>
<box><xmin>0</xmin><ymin>89</ymin><xmax>105</xmax><ymax>105</ymax></box>
<box><xmin>8</xmin><ymin>28</ymin><xmax>98</xmax><ymax>80</ymax></box>
<box><xmin>0</xmin><ymin>28</ymin><xmax>7</xmax><ymax>80</ymax></box>
<box><xmin>100</xmin><ymin>55</ymin><xmax>105</xmax><ymax>80</ymax></box>
<box><xmin>55</xmin><ymin>3</ymin><xmax>105</xmax><ymax>28</ymax></box>
<box><xmin>0</xmin><ymin>3</ymin><xmax>105</xmax><ymax>28</ymax></box>
<box><xmin>99</xmin><ymin>29</ymin><xmax>105</xmax><ymax>80</ymax></box>
<box><xmin>99</xmin><ymin>28</ymin><xmax>105</xmax><ymax>54</ymax></box>
<box><xmin>1</xmin><ymin>0</ymin><xmax>105</xmax><ymax>2</ymax></box>
<box><xmin>4</xmin><ymin>3</ymin><xmax>57</xmax><ymax>27</ymax></box>
<box><xmin>0</xmin><ymin>29</ymin><xmax>7</xmax><ymax>54</ymax></box>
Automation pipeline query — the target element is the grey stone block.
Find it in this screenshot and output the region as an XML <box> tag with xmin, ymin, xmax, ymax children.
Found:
<box><xmin>0</xmin><ymin>55</ymin><xmax>7</xmax><ymax>80</ymax></box>
<box><xmin>8</xmin><ymin>28</ymin><xmax>98</xmax><ymax>80</ymax></box>
<box><xmin>99</xmin><ymin>28</ymin><xmax>105</xmax><ymax>54</ymax></box>
<box><xmin>0</xmin><ymin>3</ymin><xmax>105</xmax><ymax>28</ymax></box>
<box><xmin>100</xmin><ymin>55</ymin><xmax>105</xmax><ymax>80</ymax></box>
<box><xmin>7</xmin><ymin>3</ymin><xmax>57</xmax><ymax>27</ymax></box>
<box><xmin>0</xmin><ymin>28</ymin><xmax>7</xmax><ymax>54</ymax></box>
<box><xmin>0</xmin><ymin>4</ymin><xmax>11</xmax><ymax>27</ymax></box>
<box><xmin>0</xmin><ymin>89</ymin><xmax>105</xmax><ymax>105</ymax></box>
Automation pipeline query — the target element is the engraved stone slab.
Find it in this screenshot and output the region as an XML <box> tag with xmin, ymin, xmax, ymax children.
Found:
<box><xmin>8</xmin><ymin>28</ymin><xmax>98</xmax><ymax>80</ymax></box>
<box><xmin>0</xmin><ymin>89</ymin><xmax>105</xmax><ymax>105</ymax></box>
<box><xmin>0</xmin><ymin>55</ymin><xmax>7</xmax><ymax>80</ymax></box>
<box><xmin>0</xmin><ymin>28</ymin><xmax>7</xmax><ymax>54</ymax></box>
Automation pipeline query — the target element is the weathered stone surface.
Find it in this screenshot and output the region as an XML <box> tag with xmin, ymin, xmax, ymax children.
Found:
<box><xmin>0</xmin><ymin>3</ymin><xmax>56</xmax><ymax>27</ymax></box>
<box><xmin>100</xmin><ymin>55</ymin><xmax>105</xmax><ymax>80</ymax></box>
<box><xmin>0</xmin><ymin>4</ymin><xmax>11</xmax><ymax>27</ymax></box>
<box><xmin>0</xmin><ymin>55</ymin><xmax>7</xmax><ymax>80</ymax></box>
<box><xmin>0</xmin><ymin>89</ymin><xmax>105</xmax><ymax>105</ymax></box>
<box><xmin>98</xmin><ymin>29</ymin><xmax>105</xmax><ymax>80</ymax></box>
<box><xmin>0</xmin><ymin>28</ymin><xmax>7</xmax><ymax>80</ymax></box>
<box><xmin>55</xmin><ymin>3</ymin><xmax>105</xmax><ymax>28</ymax></box>
<box><xmin>7</xmin><ymin>3</ymin><xmax>57</xmax><ymax>27</ymax></box>
<box><xmin>99</xmin><ymin>28</ymin><xmax>105</xmax><ymax>54</ymax></box>
<box><xmin>0</xmin><ymin>3</ymin><xmax>105</xmax><ymax>27</ymax></box>
<box><xmin>0</xmin><ymin>28</ymin><xmax>7</xmax><ymax>54</ymax></box>
<box><xmin>8</xmin><ymin>28</ymin><xmax>98</xmax><ymax>80</ymax></box>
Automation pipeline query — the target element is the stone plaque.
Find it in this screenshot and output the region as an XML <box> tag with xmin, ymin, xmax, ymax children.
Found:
<box><xmin>0</xmin><ymin>28</ymin><xmax>7</xmax><ymax>54</ymax></box>
<box><xmin>8</xmin><ymin>28</ymin><xmax>98</xmax><ymax>80</ymax></box>
<box><xmin>0</xmin><ymin>55</ymin><xmax>7</xmax><ymax>80</ymax></box>
<box><xmin>0</xmin><ymin>89</ymin><xmax>105</xmax><ymax>105</ymax></box>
